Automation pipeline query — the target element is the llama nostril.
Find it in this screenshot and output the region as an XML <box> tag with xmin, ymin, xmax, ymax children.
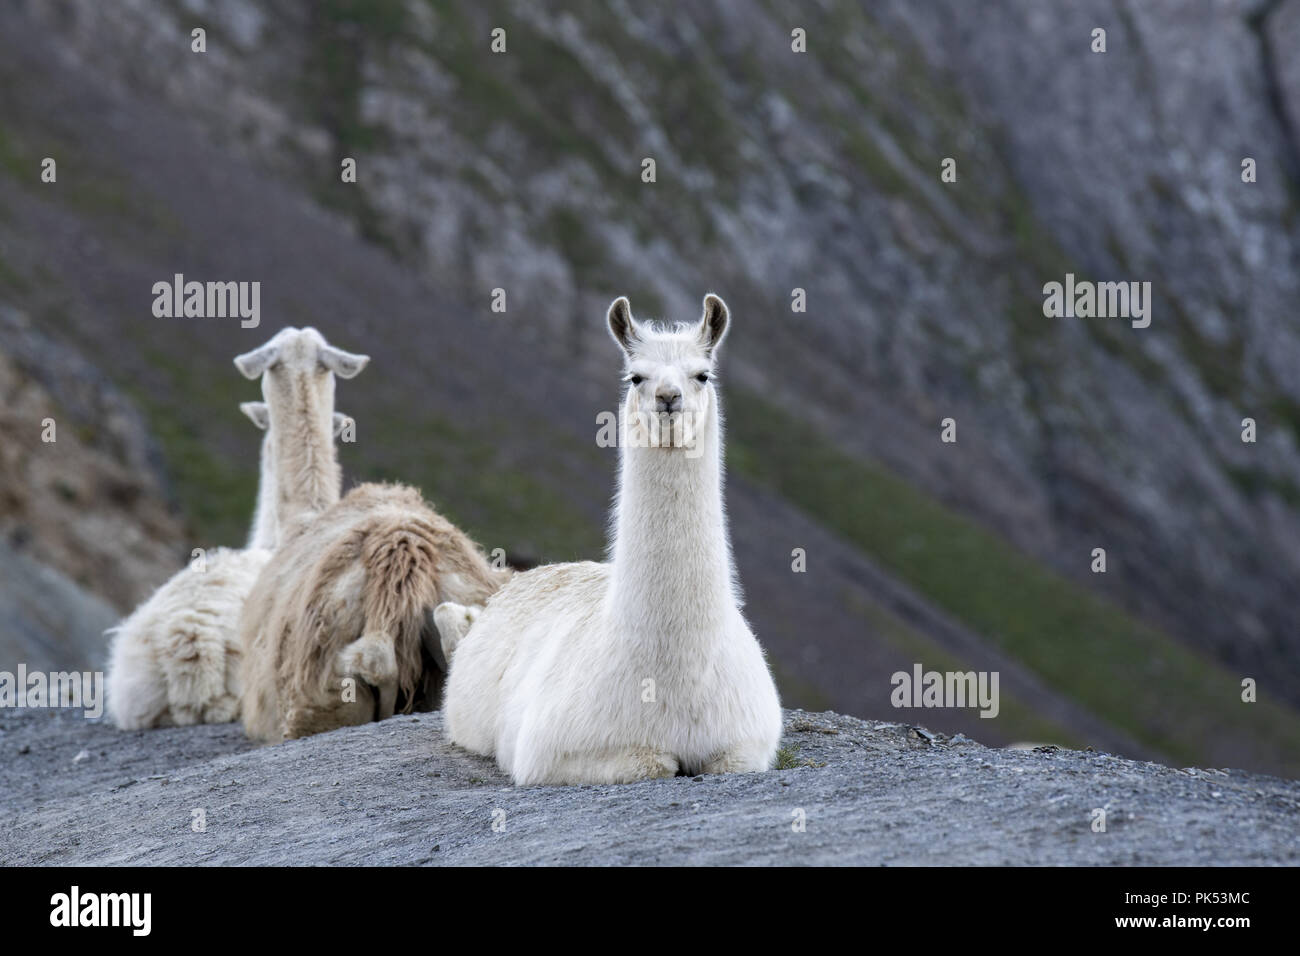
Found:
<box><xmin>656</xmin><ymin>390</ymin><xmax>682</xmax><ymax>413</ymax></box>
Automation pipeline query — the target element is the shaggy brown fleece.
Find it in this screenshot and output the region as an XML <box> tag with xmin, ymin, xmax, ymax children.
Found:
<box><xmin>239</xmin><ymin>482</ymin><xmax>508</xmax><ymax>741</ymax></box>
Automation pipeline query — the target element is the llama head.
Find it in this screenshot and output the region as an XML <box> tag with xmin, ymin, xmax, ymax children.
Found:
<box><xmin>608</xmin><ymin>293</ymin><xmax>729</xmax><ymax>451</ymax></box>
<box><xmin>233</xmin><ymin>327</ymin><xmax>369</xmax><ymax>433</ymax></box>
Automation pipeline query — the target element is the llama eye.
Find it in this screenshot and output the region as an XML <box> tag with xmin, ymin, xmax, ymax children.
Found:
<box><xmin>695</xmin><ymin>373</ymin><xmax>710</xmax><ymax>384</ymax></box>
<box><xmin>629</xmin><ymin>374</ymin><xmax>644</xmax><ymax>386</ymax></box>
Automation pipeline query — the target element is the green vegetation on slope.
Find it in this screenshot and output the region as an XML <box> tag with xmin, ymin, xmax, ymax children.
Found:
<box><xmin>133</xmin><ymin>394</ymin><xmax>259</xmax><ymax>550</ymax></box>
<box><xmin>124</xmin><ymin>347</ymin><xmax>262</xmax><ymax>549</ymax></box>
<box><xmin>351</xmin><ymin>403</ymin><xmax>606</xmax><ymax>564</ymax></box>
<box><xmin>305</xmin><ymin>0</ymin><xmax>407</xmax><ymax>152</ymax></box>
<box><xmin>726</xmin><ymin>389</ymin><xmax>1300</xmax><ymax>772</ymax></box>
<box><xmin>843</xmin><ymin>590</ymin><xmax>1084</xmax><ymax>749</ymax></box>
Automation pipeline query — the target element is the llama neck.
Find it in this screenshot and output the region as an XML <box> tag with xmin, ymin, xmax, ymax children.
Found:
<box><xmin>608</xmin><ymin>408</ymin><xmax>735</xmax><ymax>639</ymax></box>
<box><xmin>270</xmin><ymin>383</ymin><xmax>340</xmax><ymax>529</ymax></box>
<box><xmin>246</xmin><ymin>430</ymin><xmax>278</xmax><ymax>550</ymax></box>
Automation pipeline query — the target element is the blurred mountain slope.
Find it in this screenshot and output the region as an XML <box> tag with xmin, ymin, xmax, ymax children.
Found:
<box><xmin>0</xmin><ymin>306</ymin><xmax>184</xmax><ymax>671</ymax></box>
<box><xmin>1</xmin><ymin>0</ymin><xmax>1299</xmax><ymax>773</ymax></box>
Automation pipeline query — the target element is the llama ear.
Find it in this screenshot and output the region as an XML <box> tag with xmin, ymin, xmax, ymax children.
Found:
<box><xmin>318</xmin><ymin>344</ymin><xmax>370</xmax><ymax>379</ymax></box>
<box><xmin>234</xmin><ymin>341</ymin><xmax>280</xmax><ymax>379</ymax></box>
<box><xmin>699</xmin><ymin>293</ymin><xmax>730</xmax><ymax>353</ymax></box>
<box><xmin>240</xmin><ymin>401</ymin><xmax>270</xmax><ymax>430</ymax></box>
<box><xmin>332</xmin><ymin>412</ymin><xmax>353</xmax><ymax>438</ymax></box>
<box><xmin>607</xmin><ymin>296</ymin><xmax>639</xmax><ymax>354</ymax></box>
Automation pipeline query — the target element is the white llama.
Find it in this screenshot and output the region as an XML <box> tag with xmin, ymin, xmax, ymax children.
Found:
<box><xmin>440</xmin><ymin>294</ymin><xmax>782</xmax><ymax>785</ymax></box>
<box><xmin>105</xmin><ymin>326</ymin><xmax>365</xmax><ymax>729</ymax></box>
<box><xmin>104</xmin><ymin>401</ymin><xmax>352</xmax><ymax>728</ymax></box>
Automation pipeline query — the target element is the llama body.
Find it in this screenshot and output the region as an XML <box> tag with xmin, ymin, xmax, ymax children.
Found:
<box><xmin>443</xmin><ymin>294</ymin><xmax>781</xmax><ymax>785</ymax></box>
<box><xmin>104</xmin><ymin>409</ymin><xmax>351</xmax><ymax>729</ymax></box>
<box><xmin>104</xmin><ymin>326</ymin><xmax>365</xmax><ymax>730</ymax></box>
<box><xmin>239</xmin><ymin>482</ymin><xmax>507</xmax><ymax>742</ymax></box>
<box><xmin>105</xmin><ymin>401</ymin><xmax>276</xmax><ymax>729</ymax></box>
<box><xmin>105</xmin><ymin>544</ymin><xmax>271</xmax><ymax>728</ymax></box>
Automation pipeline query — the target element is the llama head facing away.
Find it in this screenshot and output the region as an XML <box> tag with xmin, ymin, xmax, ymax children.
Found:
<box><xmin>234</xmin><ymin>327</ymin><xmax>368</xmax><ymax>526</ymax></box>
<box><xmin>233</xmin><ymin>326</ymin><xmax>368</xmax><ymax>434</ymax></box>
<box><xmin>607</xmin><ymin>294</ymin><xmax>729</xmax><ymax>451</ymax></box>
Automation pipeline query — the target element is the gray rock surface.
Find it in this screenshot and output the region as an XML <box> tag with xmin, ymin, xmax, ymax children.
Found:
<box><xmin>0</xmin><ymin>540</ymin><xmax>117</xmax><ymax>674</ymax></box>
<box><xmin>2</xmin><ymin>708</ymin><xmax>1295</xmax><ymax>865</ymax></box>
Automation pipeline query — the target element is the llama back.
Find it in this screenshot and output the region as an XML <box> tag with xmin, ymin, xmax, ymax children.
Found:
<box><xmin>284</xmin><ymin>483</ymin><xmax>492</xmax><ymax>709</ymax></box>
<box><xmin>240</xmin><ymin>496</ymin><xmax>385</xmax><ymax>740</ymax></box>
<box><xmin>240</xmin><ymin>481</ymin><xmax>505</xmax><ymax>741</ymax></box>
<box><xmin>443</xmin><ymin>293</ymin><xmax>782</xmax><ymax>785</ymax></box>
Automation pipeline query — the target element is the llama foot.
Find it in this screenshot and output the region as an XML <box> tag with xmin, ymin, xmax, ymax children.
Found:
<box><xmin>282</xmin><ymin>693</ymin><xmax>374</xmax><ymax>739</ymax></box>
<box><xmin>169</xmin><ymin>706</ymin><xmax>200</xmax><ymax>727</ymax></box>
<box><xmin>536</xmin><ymin>748</ymin><xmax>679</xmax><ymax>786</ymax></box>
<box><xmin>372</xmin><ymin>680</ymin><xmax>398</xmax><ymax>721</ymax></box>
<box><xmin>202</xmin><ymin>694</ymin><xmax>240</xmax><ymax>724</ymax></box>
<box><xmin>699</xmin><ymin>740</ymin><xmax>777</xmax><ymax>775</ymax></box>
<box><xmin>336</xmin><ymin>631</ymin><xmax>398</xmax><ymax>686</ymax></box>
<box><xmin>429</xmin><ymin>602</ymin><xmax>480</xmax><ymax>669</ymax></box>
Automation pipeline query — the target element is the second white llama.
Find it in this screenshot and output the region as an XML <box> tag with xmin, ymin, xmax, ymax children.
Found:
<box><xmin>440</xmin><ymin>294</ymin><xmax>782</xmax><ymax>785</ymax></box>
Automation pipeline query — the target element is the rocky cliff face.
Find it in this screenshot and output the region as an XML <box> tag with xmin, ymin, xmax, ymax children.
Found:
<box><xmin>0</xmin><ymin>305</ymin><xmax>185</xmax><ymax>670</ymax></box>
<box><xmin>1</xmin><ymin>1</ymin><xmax>1298</xmax><ymax>773</ymax></box>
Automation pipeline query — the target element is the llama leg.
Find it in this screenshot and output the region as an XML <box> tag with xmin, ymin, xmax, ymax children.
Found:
<box><xmin>429</xmin><ymin>602</ymin><xmax>479</xmax><ymax>670</ymax></box>
<box><xmin>698</xmin><ymin>739</ymin><xmax>776</xmax><ymax>775</ymax></box>
<box><xmin>336</xmin><ymin>631</ymin><xmax>398</xmax><ymax>686</ymax></box>
<box><xmin>335</xmin><ymin>632</ymin><xmax>400</xmax><ymax>724</ymax></box>
<box><xmin>106</xmin><ymin>637</ymin><xmax>169</xmax><ymax>730</ymax></box>
<box><xmin>533</xmin><ymin>748</ymin><xmax>680</xmax><ymax>786</ymax></box>
<box><xmin>202</xmin><ymin>692</ymin><xmax>240</xmax><ymax>724</ymax></box>
<box><xmin>159</xmin><ymin>618</ymin><xmax>230</xmax><ymax>727</ymax></box>
<box><xmin>373</xmin><ymin>680</ymin><xmax>398</xmax><ymax>720</ymax></box>
<box><xmin>283</xmin><ymin>688</ymin><xmax>373</xmax><ymax>739</ymax></box>
<box><xmin>203</xmin><ymin>646</ymin><xmax>243</xmax><ymax>723</ymax></box>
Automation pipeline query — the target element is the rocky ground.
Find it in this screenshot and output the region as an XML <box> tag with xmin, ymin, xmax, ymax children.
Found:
<box><xmin>2</xmin><ymin>708</ymin><xmax>1295</xmax><ymax>866</ymax></box>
